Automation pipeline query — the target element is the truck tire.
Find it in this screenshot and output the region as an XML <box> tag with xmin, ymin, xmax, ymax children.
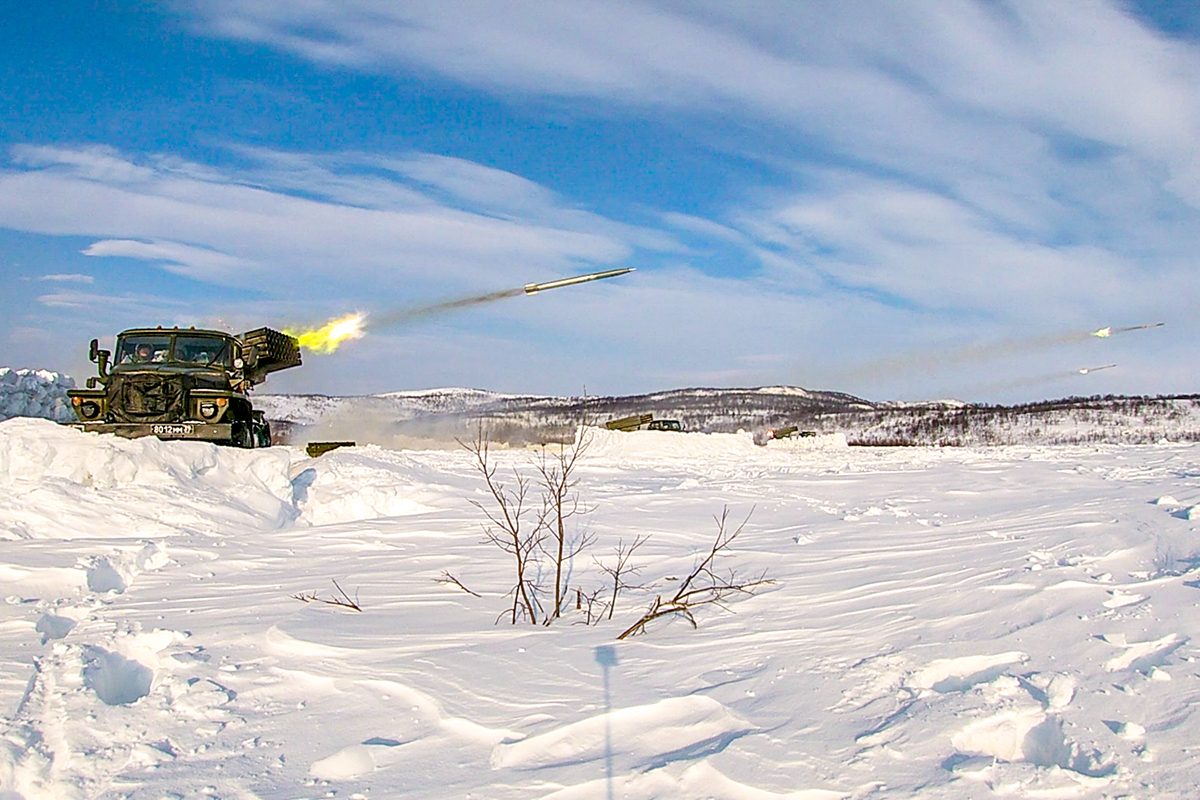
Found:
<box><xmin>232</xmin><ymin>420</ymin><xmax>254</xmax><ymax>448</ymax></box>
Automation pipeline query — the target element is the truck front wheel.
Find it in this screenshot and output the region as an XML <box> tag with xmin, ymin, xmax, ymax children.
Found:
<box><xmin>231</xmin><ymin>420</ymin><xmax>255</xmax><ymax>448</ymax></box>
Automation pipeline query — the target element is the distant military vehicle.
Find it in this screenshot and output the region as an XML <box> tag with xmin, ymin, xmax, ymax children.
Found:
<box><xmin>766</xmin><ymin>425</ymin><xmax>818</xmax><ymax>440</ymax></box>
<box><xmin>65</xmin><ymin>326</ymin><xmax>300</xmax><ymax>447</ymax></box>
<box><xmin>604</xmin><ymin>414</ymin><xmax>683</xmax><ymax>432</ymax></box>
<box><xmin>605</xmin><ymin>413</ymin><xmax>654</xmax><ymax>432</ymax></box>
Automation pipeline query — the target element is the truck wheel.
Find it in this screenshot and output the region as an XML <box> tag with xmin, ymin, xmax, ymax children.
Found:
<box><xmin>232</xmin><ymin>421</ymin><xmax>254</xmax><ymax>448</ymax></box>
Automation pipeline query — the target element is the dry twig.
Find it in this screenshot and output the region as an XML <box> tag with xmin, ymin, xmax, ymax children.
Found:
<box><xmin>292</xmin><ymin>579</ymin><xmax>363</xmax><ymax>612</ymax></box>
<box><xmin>617</xmin><ymin>507</ymin><xmax>771</xmax><ymax>639</ymax></box>
<box><xmin>596</xmin><ymin>535</ymin><xmax>650</xmax><ymax>621</ymax></box>
<box><xmin>436</xmin><ymin>570</ymin><xmax>482</xmax><ymax>597</ymax></box>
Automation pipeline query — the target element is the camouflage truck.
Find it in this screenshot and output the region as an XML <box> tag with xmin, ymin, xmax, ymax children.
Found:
<box><xmin>65</xmin><ymin>326</ymin><xmax>301</xmax><ymax>447</ymax></box>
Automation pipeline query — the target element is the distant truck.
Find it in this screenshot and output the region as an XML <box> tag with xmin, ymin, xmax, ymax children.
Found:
<box><xmin>65</xmin><ymin>326</ymin><xmax>301</xmax><ymax>447</ymax></box>
<box><xmin>766</xmin><ymin>425</ymin><xmax>818</xmax><ymax>440</ymax></box>
<box><xmin>604</xmin><ymin>414</ymin><xmax>683</xmax><ymax>432</ymax></box>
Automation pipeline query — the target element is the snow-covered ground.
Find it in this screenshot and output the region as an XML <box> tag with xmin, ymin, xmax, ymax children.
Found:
<box><xmin>3</xmin><ymin>419</ymin><xmax>1200</xmax><ymax>798</ymax></box>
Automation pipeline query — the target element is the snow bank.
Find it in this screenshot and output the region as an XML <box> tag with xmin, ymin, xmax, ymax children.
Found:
<box><xmin>579</xmin><ymin>426</ymin><xmax>846</xmax><ymax>462</ymax></box>
<box><xmin>765</xmin><ymin>432</ymin><xmax>849</xmax><ymax>451</ymax></box>
<box><xmin>0</xmin><ymin>367</ymin><xmax>75</xmax><ymax>422</ymax></box>
<box><xmin>293</xmin><ymin>446</ymin><xmax>442</xmax><ymax>526</ymax></box>
<box><xmin>490</xmin><ymin>695</ymin><xmax>754</xmax><ymax>771</ymax></box>
<box><xmin>582</xmin><ymin>427</ymin><xmax>762</xmax><ymax>461</ymax></box>
<box><xmin>0</xmin><ymin>418</ymin><xmax>295</xmax><ymax>538</ymax></box>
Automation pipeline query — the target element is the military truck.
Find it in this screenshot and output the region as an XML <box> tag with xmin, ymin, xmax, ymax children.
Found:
<box><xmin>65</xmin><ymin>326</ymin><xmax>301</xmax><ymax>447</ymax></box>
<box><xmin>605</xmin><ymin>413</ymin><xmax>651</xmax><ymax>432</ymax></box>
<box><xmin>604</xmin><ymin>414</ymin><xmax>684</xmax><ymax>432</ymax></box>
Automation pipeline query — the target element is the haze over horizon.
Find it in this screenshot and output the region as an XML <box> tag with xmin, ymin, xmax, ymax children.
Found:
<box><xmin>2</xmin><ymin>1</ymin><xmax>1198</xmax><ymax>402</ymax></box>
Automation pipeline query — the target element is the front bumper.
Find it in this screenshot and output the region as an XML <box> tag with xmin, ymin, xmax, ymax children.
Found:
<box><xmin>66</xmin><ymin>422</ymin><xmax>233</xmax><ymax>441</ymax></box>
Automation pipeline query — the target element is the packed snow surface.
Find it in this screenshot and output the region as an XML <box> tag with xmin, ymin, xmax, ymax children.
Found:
<box><xmin>3</xmin><ymin>418</ymin><xmax>1200</xmax><ymax>798</ymax></box>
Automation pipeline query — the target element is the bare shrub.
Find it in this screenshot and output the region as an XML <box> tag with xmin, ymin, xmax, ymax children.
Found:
<box><xmin>618</xmin><ymin>507</ymin><xmax>771</xmax><ymax>640</ymax></box>
<box><xmin>596</xmin><ymin>535</ymin><xmax>650</xmax><ymax>621</ymax></box>
<box><xmin>460</xmin><ymin>423</ymin><xmax>543</xmax><ymax>624</ymax></box>
<box><xmin>534</xmin><ymin>426</ymin><xmax>593</xmax><ymax>621</ymax></box>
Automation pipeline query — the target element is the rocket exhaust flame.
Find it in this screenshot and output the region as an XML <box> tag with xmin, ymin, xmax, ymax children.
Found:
<box><xmin>286</xmin><ymin>313</ymin><xmax>366</xmax><ymax>354</ymax></box>
<box><xmin>1093</xmin><ymin>322</ymin><xmax>1163</xmax><ymax>338</ymax></box>
<box><xmin>821</xmin><ymin>319</ymin><xmax>1165</xmax><ymax>385</ymax></box>
<box><xmin>1078</xmin><ymin>364</ymin><xmax>1117</xmax><ymax>375</ymax></box>
<box><xmin>289</xmin><ymin>267</ymin><xmax>633</xmax><ymax>354</ymax></box>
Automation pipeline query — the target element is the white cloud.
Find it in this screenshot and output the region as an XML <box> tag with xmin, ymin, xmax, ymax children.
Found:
<box><xmin>39</xmin><ymin>273</ymin><xmax>94</xmax><ymax>284</ymax></box>
<box><xmin>0</xmin><ymin>146</ymin><xmax>670</xmax><ymax>299</ymax></box>
<box><xmin>739</xmin><ymin>172</ymin><xmax>1159</xmax><ymax>319</ymax></box>
<box><xmin>36</xmin><ymin>289</ymin><xmax>191</xmax><ymax>314</ymax></box>
<box><xmin>81</xmin><ymin>239</ymin><xmax>256</xmax><ymax>283</ymax></box>
<box><xmin>10</xmin><ymin>0</ymin><xmax>1200</xmax><ymax>397</ymax></box>
<box><xmin>188</xmin><ymin>0</ymin><xmax>1200</xmax><ymax>246</ymax></box>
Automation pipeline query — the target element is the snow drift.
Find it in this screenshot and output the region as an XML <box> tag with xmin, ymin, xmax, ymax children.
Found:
<box><xmin>0</xmin><ymin>418</ymin><xmax>295</xmax><ymax>539</ymax></box>
<box><xmin>2</xmin><ymin>411</ymin><xmax>1200</xmax><ymax>798</ymax></box>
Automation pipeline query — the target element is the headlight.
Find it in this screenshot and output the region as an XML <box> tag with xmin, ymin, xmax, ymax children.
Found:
<box><xmin>196</xmin><ymin>397</ymin><xmax>228</xmax><ymax>420</ymax></box>
<box><xmin>80</xmin><ymin>401</ymin><xmax>101</xmax><ymax>420</ymax></box>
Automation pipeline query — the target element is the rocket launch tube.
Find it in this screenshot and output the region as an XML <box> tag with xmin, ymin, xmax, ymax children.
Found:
<box><xmin>524</xmin><ymin>268</ymin><xmax>634</xmax><ymax>295</ymax></box>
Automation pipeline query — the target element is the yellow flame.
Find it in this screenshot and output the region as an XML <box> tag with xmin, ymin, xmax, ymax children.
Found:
<box><xmin>1093</xmin><ymin>327</ymin><xmax>1112</xmax><ymax>338</ymax></box>
<box><xmin>287</xmin><ymin>313</ymin><xmax>366</xmax><ymax>354</ymax></box>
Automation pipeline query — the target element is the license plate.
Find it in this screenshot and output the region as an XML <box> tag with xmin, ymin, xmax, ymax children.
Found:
<box><xmin>153</xmin><ymin>424</ymin><xmax>193</xmax><ymax>436</ymax></box>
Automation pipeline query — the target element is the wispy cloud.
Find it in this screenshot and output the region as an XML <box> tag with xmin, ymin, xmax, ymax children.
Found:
<box><xmin>0</xmin><ymin>145</ymin><xmax>675</xmax><ymax>301</ymax></box>
<box><xmin>190</xmin><ymin>2</ymin><xmax>1200</xmax><ymax>202</ymax></box>
<box><xmin>185</xmin><ymin>1</ymin><xmax>1200</xmax><ymax>326</ymax></box>
<box><xmin>36</xmin><ymin>289</ymin><xmax>191</xmax><ymax>314</ymax></box>
<box><xmin>39</xmin><ymin>273</ymin><xmax>94</xmax><ymax>284</ymax></box>
<box><xmin>5</xmin><ymin>2</ymin><xmax>1199</xmax><ymax>398</ymax></box>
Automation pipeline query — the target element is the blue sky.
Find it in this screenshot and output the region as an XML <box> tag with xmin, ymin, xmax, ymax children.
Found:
<box><xmin>2</xmin><ymin>1</ymin><xmax>1198</xmax><ymax>401</ymax></box>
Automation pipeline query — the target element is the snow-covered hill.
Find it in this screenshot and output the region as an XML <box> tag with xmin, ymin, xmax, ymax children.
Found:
<box><xmin>3</xmin><ymin>418</ymin><xmax>1200</xmax><ymax>798</ymax></box>
<box><xmin>255</xmin><ymin>386</ymin><xmax>1200</xmax><ymax>448</ymax></box>
<box><xmin>8</xmin><ymin>364</ymin><xmax>1194</xmax><ymax>447</ymax></box>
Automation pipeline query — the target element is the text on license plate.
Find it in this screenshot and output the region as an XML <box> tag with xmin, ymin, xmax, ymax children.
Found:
<box><xmin>153</xmin><ymin>424</ymin><xmax>193</xmax><ymax>436</ymax></box>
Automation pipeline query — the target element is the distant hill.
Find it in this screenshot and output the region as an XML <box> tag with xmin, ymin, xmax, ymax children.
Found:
<box><xmin>255</xmin><ymin>388</ymin><xmax>1200</xmax><ymax>447</ymax></box>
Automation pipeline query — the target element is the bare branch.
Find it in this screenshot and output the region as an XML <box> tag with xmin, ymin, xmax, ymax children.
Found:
<box><xmin>436</xmin><ymin>571</ymin><xmax>482</xmax><ymax>597</ymax></box>
<box><xmin>617</xmin><ymin>507</ymin><xmax>770</xmax><ymax>639</ymax></box>
<box><xmin>291</xmin><ymin>579</ymin><xmax>363</xmax><ymax>612</ymax></box>
<box><xmin>596</xmin><ymin>535</ymin><xmax>650</xmax><ymax>621</ymax></box>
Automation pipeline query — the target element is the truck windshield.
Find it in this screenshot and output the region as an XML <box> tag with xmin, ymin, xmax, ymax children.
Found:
<box><xmin>114</xmin><ymin>334</ymin><xmax>232</xmax><ymax>366</ymax></box>
<box><xmin>174</xmin><ymin>336</ymin><xmax>230</xmax><ymax>366</ymax></box>
<box><xmin>115</xmin><ymin>335</ymin><xmax>172</xmax><ymax>365</ymax></box>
